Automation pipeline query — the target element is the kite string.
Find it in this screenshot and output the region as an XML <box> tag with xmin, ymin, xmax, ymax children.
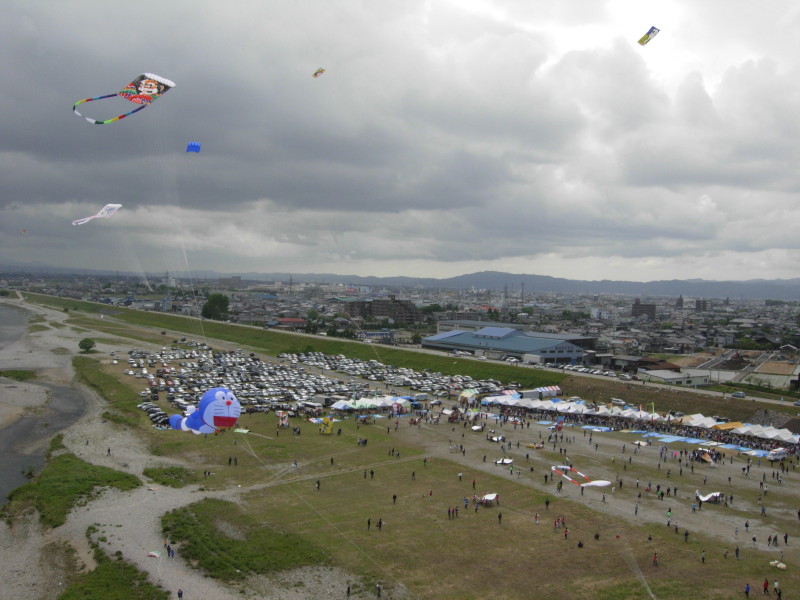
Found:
<box><xmin>233</xmin><ymin>431</ymin><xmax>404</xmax><ymax>589</ymax></box>
<box><xmin>622</xmin><ymin>542</ymin><xmax>657</xmax><ymax>600</ymax></box>
<box><xmin>149</xmin><ymin>110</ymin><xmax>207</xmax><ymax>345</ymax></box>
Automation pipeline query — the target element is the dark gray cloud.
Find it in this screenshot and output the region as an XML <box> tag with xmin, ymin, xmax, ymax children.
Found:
<box><xmin>2</xmin><ymin>0</ymin><xmax>800</xmax><ymax>282</ymax></box>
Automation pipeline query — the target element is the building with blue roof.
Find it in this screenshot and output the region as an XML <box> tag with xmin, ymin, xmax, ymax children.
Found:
<box><xmin>422</xmin><ymin>324</ymin><xmax>590</xmax><ymax>364</ymax></box>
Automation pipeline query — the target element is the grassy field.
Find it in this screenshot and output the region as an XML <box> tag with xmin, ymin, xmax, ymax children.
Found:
<box><xmin>162</xmin><ymin>498</ymin><xmax>329</xmax><ymax>580</ymax></box>
<box><xmin>142</xmin><ymin>466</ymin><xmax>198</xmax><ymax>488</ymax></box>
<box><xmin>0</xmin><ymin>369</ymin><xmax>38</xmax><ymax>381</ymax></box>
<box><xmin>3</xmin><ymin>453</ymin><xmax>141</xmax><ymax>528</ymax></box>
<box><xmin>56</xmin><ymin>540</ymin><xmax>169</xmax><ymax>600</ymax></box>
<box><xmin>136</xmin><ymin>408</ymin><xmax>792</xmax><ymax>599</ymax></box>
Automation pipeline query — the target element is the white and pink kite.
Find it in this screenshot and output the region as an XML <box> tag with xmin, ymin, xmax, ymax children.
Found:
<box><xmin>72</xmin><ymin>203</ymin><xmax>122</xmax><ymax>226</ymax></box>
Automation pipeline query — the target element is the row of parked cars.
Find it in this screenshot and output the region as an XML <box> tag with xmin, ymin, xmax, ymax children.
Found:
<box><xmin>284</xmin><ymin>351</ymin><xmax>512</xmax><ymax>395</ymax></box>
<box><xmin>545</xmin><ymin>363</ymin><xmax>622</xmax><ymax>378</ymax></box>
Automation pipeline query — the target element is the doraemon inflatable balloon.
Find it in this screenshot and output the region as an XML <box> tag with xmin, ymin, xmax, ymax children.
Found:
<box><xmin>169</xmin><ymin>387</ymin><xmax>241</xmax><ymax>435</ymax></box>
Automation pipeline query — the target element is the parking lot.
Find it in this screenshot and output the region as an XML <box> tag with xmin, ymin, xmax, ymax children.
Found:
<box><xmin>125</xmin><ymin>341</ymin><xmax>522</xmax><ymax>426</ymax></box>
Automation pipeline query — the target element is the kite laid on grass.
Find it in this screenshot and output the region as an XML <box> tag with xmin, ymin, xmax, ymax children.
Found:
<box><xmin>72</xmin><ymin>73</ymin><xmax>175</xmax><ymax>124</ymax></box>
<box><xmin>72</xmin><ymin>204</ymin><xmax>122</xmax><ymax>226</ymax></box>
<box><xmin>313</xmin><ymin>68</ymin><xmax>326</xmax><ymax>78</ymax></box>
<box><xmin>169</xmin><ymin>387</ymin><xmax>241</xmax><ymax>435</ymax></box>
<box><xmin>637</xmin><ymin>26</ymin><xmax>660</xmax><ymax>46</ymax></box>
<box><xmin>186</xmin><ymin>141</ymin><xmax>201</xmax><ymax>153</ymax></box>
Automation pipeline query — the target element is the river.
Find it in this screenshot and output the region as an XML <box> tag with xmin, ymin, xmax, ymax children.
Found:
<box><xmin>0</xmin><ymin>303</ymin><xmax>90</xmax><ymax>504</ymax></box>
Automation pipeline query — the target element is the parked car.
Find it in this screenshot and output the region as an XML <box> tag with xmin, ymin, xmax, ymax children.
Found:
<box><xmin>731</xmin><ymin>391</ymin><xmax>746</xmax><ymax>398</ymax></box>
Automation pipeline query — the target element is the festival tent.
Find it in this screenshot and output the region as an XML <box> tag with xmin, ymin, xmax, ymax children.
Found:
<box><xmin>330</xmin><ymin>400</ymin><xmax>355</xmax><ymax>411</ymax></box>
<box><xmin>480</xmin><ymin>395</ymin><xmax>506</xmax><ymax>406</ymax></box>
<box><xmin>535</xmin><ymin>386</ymin><xmax>562</xmax><ymax>397</ymax></box>
<box><xmin>459</xmin><ymin>389</ymin><xmax>480</xmax><ymax>405</ymax></box>
<box><xmin>688</xmin><ymin>416</ymin><xmax>719</xmax><ymax>429</ymax></box>
<box><xmin>712</xmin><ymin>421</ymin><xmax>743</xmax><ymax>431</ymax></box>
<box><xmin>629</xmin><ymin>409</ymin><xmax>660</xmax><ymax>421</ymax></box>
<box><xmin>481</xmin><ymin>493</ymin><xmax>499</xmax><ymax>505</ymax></box>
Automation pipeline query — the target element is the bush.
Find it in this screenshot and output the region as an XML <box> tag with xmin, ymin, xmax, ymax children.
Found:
<box><xmin>79</xmin><ymin>338</ymin><xmax>96</xmax><ymax>353</ymax></box>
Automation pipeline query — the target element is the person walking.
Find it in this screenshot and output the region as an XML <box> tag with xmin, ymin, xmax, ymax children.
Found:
<box><xmin>745</xmin><ymin>583</ymin><xmax>750</xmax><ymax>598</ymax></box>
<box><xmin>701</xmin><ymin>550</ymin><xmax>706</xmax><ymax>563</ymax></box>
<box><xmin>652</xmin><ymin>552</ymin><xmax>658</xmax><ymax>567</ymax></box>
<box><xmin>498</xmin><ymin>512</ymin><xmax>502</xmax><ymax>525</ymax></box>
<box><xmin>763</xmin><ymin>579</ymin><xmax>769</xmax><ymax>595</ymax></box>
<box><xmin>177</xmin><ymin>589</ymin><xmax>183</xmax><ymax>599</ymax></box>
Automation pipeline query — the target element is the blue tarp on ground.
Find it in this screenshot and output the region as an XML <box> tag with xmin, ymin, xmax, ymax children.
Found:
<box><xmin>643</xmin><ymin>432</ymin><xmax>662</xmax><ymax>437</ymax></box>
<box><xmin>746</xmin><ymin>449</ymin><xmax>770</xmax><ymax>457</ymax></box>
<box><xmin>653</xmin><ymin>435</ymin><xmax>684</xmax><ymax>443</ymax></box>
<box><xmin>719</xmin><ymin>444</ymin><xmax>740</xmax><ymax>449</ymax></box>
<box><xmin>538</xmin><ymin>421</ymin><xmax>553</xmax><ymax>425</ymax></box>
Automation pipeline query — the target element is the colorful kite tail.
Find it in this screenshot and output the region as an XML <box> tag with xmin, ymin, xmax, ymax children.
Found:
<box><xmin>72</xmin><ymin>94</ymin><xmax>148</xmax><ymax>125</ymax></box>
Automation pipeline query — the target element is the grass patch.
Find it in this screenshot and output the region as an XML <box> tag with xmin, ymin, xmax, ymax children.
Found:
<box><xmin>162</xmin><ymin>498</ymin><xmax>328</xmax><ymax>581</ymax></box>
<box><xmin>142</xmin><ymin>466</ymin><xmax>198</xmax><ymax>488</ymax></box>
<box><xmin>3</xmin><ymin>453</ymin><xmax>141</xmax><ymax>528</ymax></box>
<box><xmin>51</xmin><ymin>347</ymin><xmax>71</xmax><ymax>355</ymax></box>
<box><xmin>49</xmin><ymin>321</ymin><xmax>66</xmax><ymax>328</ymax></box>
<box><xmin>47</xmin><ymin>433</ymin><xmax>66</xmax><ymax>457</ymax></box>
<box><xmin>0</xmin><ymin>369</ymin><xmax>37</xmax><ymax>381</ymax></box>
<box><xmin>73</xmin><ymin>356</ymin><xmax>142</xmax><ymax>426</ymax></box>
<box><xmin>557</xmin><ymin>373</ymin><xmax>797</xmax><ymax>422</ymax></box>
<box><xmin>57</xmin><ymin>535</ymin><xmax>169</xmax><ymax>600</ymax></box>
<box><xmin>27</xmin><ymin>324</ymin><xmax>50</xmax><ymax>333</ymax></box>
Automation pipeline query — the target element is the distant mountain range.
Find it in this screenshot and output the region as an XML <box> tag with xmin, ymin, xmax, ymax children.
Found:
<box><xmin>3</xmin><ymin>264</ymin><xmax>800</xmax><ymax>300</ymax></box>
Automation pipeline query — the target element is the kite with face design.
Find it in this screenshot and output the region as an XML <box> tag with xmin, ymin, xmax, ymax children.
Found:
<box><xmin>168</xmin><ymin>387</ymin><xmax>242</xmax><ymax>435</ymax></box>
<box><xmin>73</xmin><ymin>73</ymin><xmax>175</xmax><ymax>124</ymax></box>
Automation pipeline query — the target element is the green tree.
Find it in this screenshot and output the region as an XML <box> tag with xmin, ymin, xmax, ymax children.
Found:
<box><xmin>201</xmin><ymin>293</ymin><xmax>230</xmax><ymax>320</ymax></box>
<box><xmin>78</xmin><ymin>338</ymin><xmax>96</xmax><ymax>353</ymax></box>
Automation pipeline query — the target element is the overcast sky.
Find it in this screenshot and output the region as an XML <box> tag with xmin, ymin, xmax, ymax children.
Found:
<box><xmin>3</xmin><ymin>0</ymin><xmax>800</xmax><ymax>283</ymax></box>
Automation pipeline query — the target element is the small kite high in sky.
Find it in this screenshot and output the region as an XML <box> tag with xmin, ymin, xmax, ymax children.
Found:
<box><xmin>186</xmin><ymin>141</ymin><xmax>201</xmax><ymax>153</ymax></box>
<box><xmin>637</xmin><ymin>26</ymin><xmax>660</xmax><ymax>46</ymax></box>
<box><xmin>72</xmin><ymin>204</ymin><xmax>122</xmax><ymax>226</ymax></box>
<box><xmin>313</xmin><ymin>68</ymin><xmax>326</xmax><ymax>78</ymax></box>
<box><xmin>73</xmin><ymin>73</ymin><xmax>175</xmax><ymax>124</ymax></box>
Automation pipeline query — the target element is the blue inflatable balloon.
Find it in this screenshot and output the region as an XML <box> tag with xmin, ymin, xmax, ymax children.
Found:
<box><xmin>170</xmin><ymin>387</ymin><xmax>241</xmax><ymax>434</ymax></box>
<box><xmin>186</xmin><ymin>141</ymin><xmax>201</xmax><ymax>153</ymax></box>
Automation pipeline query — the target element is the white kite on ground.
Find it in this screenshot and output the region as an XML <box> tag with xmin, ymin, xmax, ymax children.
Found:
<box><xmin>72</xmin><ymin>203</ymin><xmax>122</xmax><ymax>226</ymax></box>
<box><xmin>695</xmin><ymin>490</ymin><xmax>724</xmax><ymax>502</ymax></box>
